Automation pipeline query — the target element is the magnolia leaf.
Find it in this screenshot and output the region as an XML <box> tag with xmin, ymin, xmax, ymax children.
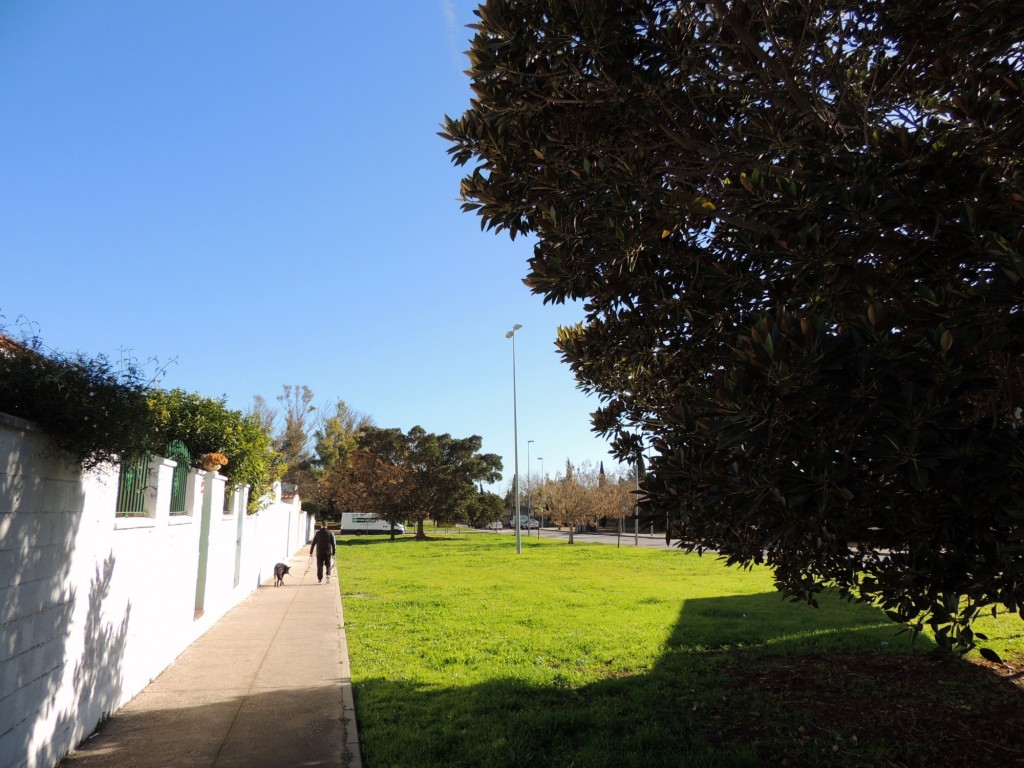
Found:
<box><xmin>979</xmin><ymin>647</ymin><xmax>1002</xmax><ymax>663</ymax></box>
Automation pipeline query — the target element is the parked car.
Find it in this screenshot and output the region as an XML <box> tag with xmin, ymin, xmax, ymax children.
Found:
<box><xmin>510</xmin><ymin>515</ymin><xmax>540</xmax><ymax>530</ymax></box>
<box><xmin>483</xmin><ymin>520</ymin><xmax>503</xmax><ymax>530</ymax></box>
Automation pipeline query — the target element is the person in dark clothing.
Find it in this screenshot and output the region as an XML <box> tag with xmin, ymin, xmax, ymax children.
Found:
<box><xmin>309</xmin><ymin>521</ymin><xmax>336</xmax><ymax>584</ymax></box>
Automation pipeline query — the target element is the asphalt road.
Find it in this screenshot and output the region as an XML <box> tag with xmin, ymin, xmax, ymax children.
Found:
<box><xmin>467</xmin><ymin>526</ymin><xmax>676</xmax><ymax>549</ymax></box>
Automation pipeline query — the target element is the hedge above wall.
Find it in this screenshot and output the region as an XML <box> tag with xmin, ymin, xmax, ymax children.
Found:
<box><xmin>0</xmin><ymin>329</ymin><xmax>281</xmax><ymax>509</ymax></box>
<box><xmin>0</xmin><ymin>334</ymin><xmax>154</xmax><ymax>469</ymax></box>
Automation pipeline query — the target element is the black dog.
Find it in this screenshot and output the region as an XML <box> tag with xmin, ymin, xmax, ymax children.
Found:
<box><xmin>273</xmin><ymin>562</ymin><xmax>290</xmax><ymax>587</ymax></box>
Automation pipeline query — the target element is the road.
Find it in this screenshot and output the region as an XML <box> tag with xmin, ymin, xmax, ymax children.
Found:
<box><xmin>463</xmin><ymin>526</ymin><xmax>677</xmax><ymax>549</ymax></box>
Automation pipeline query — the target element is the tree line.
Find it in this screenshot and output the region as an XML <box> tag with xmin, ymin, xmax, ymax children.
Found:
<box><xmin>249</xmin><ymin>385</ymin><xmax>505</xmax><ymax>541</ymax></box>
<box><xmin>260</xmin><ymin>385</ymin><xmax>642</xmax><ymax>544</ymax></box>
<box><xmin>515</xmin><ymin>461</ymin><xmax>637</xmax><ymax>544</ymax></box>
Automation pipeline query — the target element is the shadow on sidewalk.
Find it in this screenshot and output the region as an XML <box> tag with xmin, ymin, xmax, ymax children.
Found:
<box><xmin>60</xmin><ymin>685</ymin><xmax>347</xmax><ymax>768</ymax></box>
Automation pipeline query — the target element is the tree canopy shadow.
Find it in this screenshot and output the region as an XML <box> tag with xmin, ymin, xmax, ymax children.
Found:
<box><xmin>349</xmin><ymin>593</ymin><xmax>1024</xmax><ymax>768</ymax></box>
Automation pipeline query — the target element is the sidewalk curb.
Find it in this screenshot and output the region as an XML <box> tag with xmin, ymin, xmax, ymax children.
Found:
<box><xmin>334</xmin><ymin>570</ymin><xmax>362</xmax><ymax>768</ymax></box>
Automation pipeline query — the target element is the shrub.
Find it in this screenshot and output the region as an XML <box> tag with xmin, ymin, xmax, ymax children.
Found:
<box><xmin>148</xmin><ymin>388</ymin><xmax>282</xmax><ymax>511</ymax></box>
<box><xmin>0</xmin><ymin>330</ymin><xmax>154</xmax><ymax>469</ymax></box>
<box><xmin>0</xmin><ymin>323</ymin><xmax>281</xmax><ymax>510</ymax></box>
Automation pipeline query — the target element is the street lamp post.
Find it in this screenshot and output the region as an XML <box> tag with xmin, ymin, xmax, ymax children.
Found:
<box><xmin>506</xmin><ymin>323</ymin><xmax>523</xmax><ymax>555</ymax></box>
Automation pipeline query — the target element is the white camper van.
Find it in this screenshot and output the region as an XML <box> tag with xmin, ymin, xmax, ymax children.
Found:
<box><xmin>340</xmin><ymin>513</ymin><xmax>406</xmax><ymax>535</ymax></box>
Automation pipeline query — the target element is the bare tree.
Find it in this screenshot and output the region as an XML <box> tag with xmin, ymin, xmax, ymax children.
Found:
<box><xmin>276</xmin><ymin>384</ymin><xmax>315</xmax><ymax>486</ymax></box>
<box><xmin>246</xmin><ymin>394</ymin><xmax>277</xmax><ymax>435</ymax></box>
<box><xmin>543</xmin><ymin>461</ymin><xmax>597</xmax><ymax>544</ymax></box>
<box><xmin>591</xmin><ymin>465</ymin><xmax>635</xmax><ymax>545</ymax></box>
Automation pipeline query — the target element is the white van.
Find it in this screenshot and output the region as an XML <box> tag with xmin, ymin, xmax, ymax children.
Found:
<box><xmin>340</xmin><ymin>513</ymin><xmax>406</xmax><ymax>535</ymax></box>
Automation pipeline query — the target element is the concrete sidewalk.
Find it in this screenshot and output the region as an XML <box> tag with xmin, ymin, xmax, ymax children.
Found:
<box><xmin>61</xmin><ymin>547</ymin><xmax>361</xmax><ymax>768</ymax></box>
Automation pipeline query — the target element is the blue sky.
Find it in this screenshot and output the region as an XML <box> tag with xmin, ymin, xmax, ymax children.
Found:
<box><xmin>0</xmin><ymin>1</ymin><xmax>621</xmax><ymax>489</ymax></box>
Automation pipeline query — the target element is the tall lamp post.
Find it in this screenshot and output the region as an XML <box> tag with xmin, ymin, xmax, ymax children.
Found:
<box><xmin>506</xmin><ymin>323</ymin><xmax>523</xmax><ymax>555</ymax></box>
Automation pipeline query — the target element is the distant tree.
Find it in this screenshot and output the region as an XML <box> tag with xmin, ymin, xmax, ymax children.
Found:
<box><xmin>314</xmin><ymin>399</ymin><xmax>372</xmax><ymax>471</ymax></box>
<box><xmin>543</xmin><ymin>461</ymin><xmax>597</xmax><ymax>544</ymax></box>
<box><xmin>405</xmin><ymin>426</ymin><xmax>503</xmax><ymax>539</ymax></box>
<box><xmin>329</xmin><ymin>426</ymin><xmax>411</xmax><ymax>540</ymax></box>
<box><xmin>465</xmin><ymin>486</ymin><xmax>506</xmax><ymax>528</ymax></box>
<box><xmin>591</xmin><ymin>466</ymin><xmax>635</xmax><ymax>541</ymax></box>
<box><xmin>443</xmin><ymin>0</ymin><xmax>1024</xmax><ymax>652</ymax></box>
<box><xmin>246</xmin><ymin>394</ymin><xmax>277</xmax><ymax>436</ymax></box>
<box><xmin>276</xmin><ymin>385</ymin><xmax>316</xmax><ymax>487</ymax></box>
<box><xmin>502</xmin><ymin>477</ymin><xmax>518</xmax><ymax>517</ymax></box>
<box><xmin>307</xmin><ymin>400</ymin><xmax>373</xmax><ymax>522</ymax></box>
<box><xmin>329</xmin><ymin>425</ymin><xmax>503</xmax><ymax>540</ymax></box>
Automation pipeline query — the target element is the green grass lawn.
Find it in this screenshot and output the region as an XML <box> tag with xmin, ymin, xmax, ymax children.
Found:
<box><xmin>338</xmin><ymin>534</ymin><xmax>1024</xmax><ymax>768</ymax></box>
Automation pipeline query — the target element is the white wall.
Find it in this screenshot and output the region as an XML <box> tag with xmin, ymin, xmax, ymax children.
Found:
<box><xmin>0</xmin><ymin>414</ymin><xmax>309</xmax><ymax>768</ymax></box>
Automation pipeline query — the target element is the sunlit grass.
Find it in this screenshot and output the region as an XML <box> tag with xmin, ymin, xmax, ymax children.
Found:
<box><xmin>338</xmin><ymin>534</ymin><xmax>1024</xmax><ymax>768</ymax></box>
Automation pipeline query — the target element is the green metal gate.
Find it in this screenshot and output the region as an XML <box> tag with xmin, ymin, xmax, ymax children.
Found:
<box><xmin>116</xmin><ymin>456</ymin><xmax>150</xmax><ymax>515</ymax></box>
<box><xmin>166</xmin><ymin>440</ymin><xmax>191</xmax><ymax>514</ymax></box>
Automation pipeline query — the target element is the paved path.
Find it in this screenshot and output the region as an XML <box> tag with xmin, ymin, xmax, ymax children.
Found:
<box><xmin>60</xmin><ymin>547</ymin><xmax>361</xmax><ymax>768</ymax></box>
<box><xmin>481</xmin><ymin>526</ymin><xmax>674</xmax><ymax>548</ymax></box>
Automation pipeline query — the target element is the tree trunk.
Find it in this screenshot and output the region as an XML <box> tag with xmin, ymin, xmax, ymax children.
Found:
<box><xmin>416</xmin><ymin>518</ymin><xmax>426</xmax><ymax>540</ymax></box>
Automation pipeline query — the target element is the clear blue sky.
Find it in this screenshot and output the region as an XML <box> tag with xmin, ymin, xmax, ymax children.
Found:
<box><xmin>0</xmin><ymin>1</ymin><xmax>622</xmax><ymax>490</ymax></box>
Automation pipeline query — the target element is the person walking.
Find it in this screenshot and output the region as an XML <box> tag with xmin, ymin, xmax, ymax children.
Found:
<box><xmin>309</xmin><ymin>521</ymin><xmax>336</xmax><ymax>584</ymax></box>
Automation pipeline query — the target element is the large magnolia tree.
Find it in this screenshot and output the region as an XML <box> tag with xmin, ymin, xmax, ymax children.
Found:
<box><xmin>443</xmin><ymin>0</ymin><xmax>1024</xmax><ymax>651</ymax></box>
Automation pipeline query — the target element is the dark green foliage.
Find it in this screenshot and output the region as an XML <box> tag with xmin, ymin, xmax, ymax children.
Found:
<box><xmin>332</xmin><ymin>425</ymin><xmax>503</xmax><ymax>539</ymax></box>
<box><xmin>0</xmin><ymin>322</ymin><xmax>280</xmax><ymax>510</ymax></box>
<box><xmin>464</xmin><ymin>487</ymin><xmax>505</xmax><ymax>528</ymax></box>
<box><xmin>148</xmin><ymin>388</ymin><xmax>281</xmax><ymax>511</ymax></box>
<box><xmin>405</xmin><ymin>426</ymin><xmax>504</xmax><ymax>536</ymax></box>
<box><xmin>148</xmin><ymin>389</ymin><xmax>241</xmax><ymax>461</ymax></box>
<box><xmin>0</xmin><ymin>330</ymin><xmax>153</xmax><ymax>468</ymax></box>
<box><xmin>443</xmin><ymin>1</ymin><xmax>1024</xmax><ymax>649</ymax></box>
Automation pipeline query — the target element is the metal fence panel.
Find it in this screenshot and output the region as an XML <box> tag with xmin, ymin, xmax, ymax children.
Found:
<box><xmin>116</xmin><ymin>456</ymin><xmax>150</xmax><ymax>516</ymax></box>
<box><xmin>166</xmin><ymin>440</ymin><xmax>191</xmax><ymax>514</ymax></box>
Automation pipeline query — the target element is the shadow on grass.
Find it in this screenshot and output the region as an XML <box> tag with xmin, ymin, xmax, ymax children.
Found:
<box><xmin>351</xmin><ymin>593</ymin><xmax>1024</xmax><ymax>768</ymax></box>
